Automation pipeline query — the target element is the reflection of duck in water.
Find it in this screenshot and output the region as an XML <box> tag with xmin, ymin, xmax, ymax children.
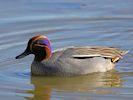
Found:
<box><xmin>16</xmin><ymin>35</ymin><xmax>127</xmax><ymax>76</ymax></box>
<box><xmin>26</xmin><ymin>71</ymin><xmax>122</xmax><ymax>100</ymax></box>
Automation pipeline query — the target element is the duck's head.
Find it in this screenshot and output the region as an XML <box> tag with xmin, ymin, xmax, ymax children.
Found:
<box><xmin>16</xmin><ymin>35</ymin><xmax>52</xmax><ymax>61</ymax></box>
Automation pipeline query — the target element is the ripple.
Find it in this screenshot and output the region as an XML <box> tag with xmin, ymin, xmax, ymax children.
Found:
<box><xmin>0</xmin><ymin>0</ymin><xmax>133</xmax><ymax>100</ymax></box>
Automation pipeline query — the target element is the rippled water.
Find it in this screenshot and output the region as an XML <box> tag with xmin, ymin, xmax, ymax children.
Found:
<box><xmin>0</xmin><ymin>0</ymin><xmax>133</xmax><ymax>100</ymax></box>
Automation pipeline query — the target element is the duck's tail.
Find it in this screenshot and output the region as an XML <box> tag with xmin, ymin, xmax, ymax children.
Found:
<box><xmin>111</xmin><ymin>50</ymin><xmax>129</xmax><ymax>63</ymax></box>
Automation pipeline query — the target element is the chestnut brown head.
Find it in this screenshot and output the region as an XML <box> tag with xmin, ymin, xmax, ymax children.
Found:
<box><xmin>16</xmin><ymin>35</ymin><xmax>52</xmax><ymax>61</ymax></box>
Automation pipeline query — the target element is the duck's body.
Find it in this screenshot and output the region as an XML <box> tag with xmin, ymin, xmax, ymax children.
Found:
<box><xmin>31</xmin><ymin>46</ymin><xmax>127</xmax><ymax>76</ymax></box>
<box><xmin>16</xmin><ymin>36</ymin><xmax>127</xmax><ymax>76</ymax></box>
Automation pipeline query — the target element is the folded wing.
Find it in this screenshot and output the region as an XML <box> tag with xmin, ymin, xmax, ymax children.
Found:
<box><xmin>59</xmin><ymin>46</ymin><xmax>128</xmax><ymax>63</ymax></box>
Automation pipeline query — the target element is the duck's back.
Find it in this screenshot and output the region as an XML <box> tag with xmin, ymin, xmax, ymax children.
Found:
<box><xmin>31</xmin><ymin>46</ymin><xmax>127</xmax><ymax>76</ymax></box>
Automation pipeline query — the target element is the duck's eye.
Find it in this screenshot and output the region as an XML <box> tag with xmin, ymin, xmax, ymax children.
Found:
<box><xmin>36</xmin><ymin>41</ymin><xmax>42</xmax><ymax>44</ymax></box>
<box><xmin>34</xmin><ymin>40</ymin><xmax>46</xmax><ymax>47</ymax></box>
<box><xmin>34</xmin><ymin>40</ymin><xmax>41</xmax><ymax>44</ymax></box>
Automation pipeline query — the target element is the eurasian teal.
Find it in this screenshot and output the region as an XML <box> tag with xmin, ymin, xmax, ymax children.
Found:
<box><xmin>16</xmin><ymin>35</ymin><xmax>127</xmax><ymax>76</ymax></box>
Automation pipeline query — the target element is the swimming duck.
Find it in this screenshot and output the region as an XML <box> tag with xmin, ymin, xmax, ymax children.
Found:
<box><xmin>16</xmin><ymin>35</ymin><xmax>127</xmax><ymax>76</ymax></box>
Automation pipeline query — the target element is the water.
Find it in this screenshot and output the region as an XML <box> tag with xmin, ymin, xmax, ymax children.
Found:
<box><xmin>0</xmin><ymin>0</ymin><xmax>133</xmax><ymax>100</ymax></box>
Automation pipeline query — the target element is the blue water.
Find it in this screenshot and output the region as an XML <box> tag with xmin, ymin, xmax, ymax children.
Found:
<box><xmin>0</xmin><ymin>0</ymin><xmax>133</xmax><ymax>100</ymax></box>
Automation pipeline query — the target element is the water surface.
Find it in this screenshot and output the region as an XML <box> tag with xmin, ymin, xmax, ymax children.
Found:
<box><xmin>0</xmin><ymin>0</ymin><xmax>133</xmax><ymax>100</ymax></box>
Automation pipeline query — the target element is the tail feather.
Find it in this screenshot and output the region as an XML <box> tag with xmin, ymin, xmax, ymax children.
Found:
<box><xmin>121</xmin><ymin>50</ymin><xmax>129</xmax><ymax>55</ymax></box>
<box><xmin>111</xmin><ymin>50</ymin><xmax>128</xmax><ymax>63</ymax></box>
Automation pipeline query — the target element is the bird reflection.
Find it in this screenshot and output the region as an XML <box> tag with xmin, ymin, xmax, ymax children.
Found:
<box><xmin>26</xmin><ymin>70</ymin><xmax>122</xmax><ymax>100</ymax></box>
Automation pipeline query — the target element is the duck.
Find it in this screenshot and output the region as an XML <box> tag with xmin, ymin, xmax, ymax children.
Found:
<box><xmin>16</xmin><ymin>35</ymin><xmax>128</xmax><ymax>76</ymax></box>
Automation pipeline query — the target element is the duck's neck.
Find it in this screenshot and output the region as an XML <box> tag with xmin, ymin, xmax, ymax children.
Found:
<box><xmin>35</xmin><ymin>55</ymin><xmax>45</xmax><ymax>62</ymax></box>
<box><xmin>34</xmin><ymin>50</ymin><xmax>47</xmax><ymax>62</ymax></box>
<box><xmin>33</xmin><ymin>45</ymin><xmax>52</xmax><ymax>62</ymax></box>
